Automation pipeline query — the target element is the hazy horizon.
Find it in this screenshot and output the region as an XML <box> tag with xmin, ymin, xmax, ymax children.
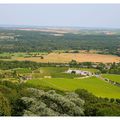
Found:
<box><xmin>0</xmin><ymin>4</ymin><xmax>120</xmax><ymax>28</ymax></box>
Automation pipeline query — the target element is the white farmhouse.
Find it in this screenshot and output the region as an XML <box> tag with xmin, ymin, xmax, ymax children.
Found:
<box><xmin>65</xmin><ymin>69</ymin><xmax>92</xmax><ymax>76</ymax></box>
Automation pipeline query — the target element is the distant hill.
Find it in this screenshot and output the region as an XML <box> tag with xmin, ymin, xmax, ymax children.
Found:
<box><xmin>0</xmin><ymin>27</ymin><xmax>120</xmax><ymax>56</ymax></box>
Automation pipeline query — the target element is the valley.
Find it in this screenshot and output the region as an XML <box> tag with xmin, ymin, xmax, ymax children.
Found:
<box><xmin>0</xmin><ymin>27</ymin><xmax>120</xmax><ymax>116</ymax></box>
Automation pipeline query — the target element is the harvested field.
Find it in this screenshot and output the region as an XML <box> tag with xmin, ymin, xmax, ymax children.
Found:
<box><xmin>13</xmin><ymin>53</ymin><xmax>120</xmax><ymax>63</ymax></box>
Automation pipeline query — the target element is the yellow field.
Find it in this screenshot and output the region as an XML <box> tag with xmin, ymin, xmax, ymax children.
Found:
<box><xmin>13</xmin><ymin>53</ymin><xmax>120</xmax><ymax>63</ymax></box>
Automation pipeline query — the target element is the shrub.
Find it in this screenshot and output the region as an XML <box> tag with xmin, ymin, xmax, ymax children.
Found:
<box><xmin>85</xmin><ymin>102</ymin><xmax>120</xmax><ymax>116</ymax></box>
<box><xmin>0</xmin><ymin>93</ymin><xmax>11</xmax><ymax>116</ymax></box>
<box><xmin>20</xmin><ymin>88</ymin><xmax>84</xmax><ymax>116</ymax></box>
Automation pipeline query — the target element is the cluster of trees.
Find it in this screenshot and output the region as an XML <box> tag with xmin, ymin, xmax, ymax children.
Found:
<box><xmin>0</xmin><ymin>60</ymin><xmax>69</xmax><ymax>70</ymax></box>
<box><xmin>0</xmin><ymin>60</ymin><xmax>120</xmax><ymax>75</ymax></box>
<box><xmin>0</xmin><ymin>60</ymin><xmax>41</xmax><ymax>70</ymax></box>
<box><xmin>0</xmin><ymin>60</ymin><xmax>96</xmax><ymax>71</ymax></box>
<box><xmin>0</xmin><ymin>56</ymin><xmax>11</xmax><ymax>59</ymax></box>
<box><xmin>0</xmin><ymin>30</ymin><xmax>120</xmax><ymax>56</ymax></box>
<box><xmin>69</xmin><ymin>60</ymin><xmax>94</xmax><ymax>68</ymax></box>
<box><xmin>96</xmin><ymin>62</ymin><xmax>120</xmax><ymax>74</ymax></box>
<box><xmin>69</xmin><ymin>60</ymin><xmax>120</xmax><ymax>75</ymax></box>
<box><xmin>0</xmin><ymin>80</ymin><xmax>26</xmax><ymax>116</ymax></box>
<box><xmin>109</xmin><ymin>62</ymin><xmax>120</xmax><ymax>74</ymax></box>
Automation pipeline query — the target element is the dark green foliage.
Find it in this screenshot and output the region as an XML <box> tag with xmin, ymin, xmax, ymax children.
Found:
<box><xmin>96</xmin><ymin>63</ymin><xmax>107</xmax><ymax>73</ymax></box>
<box><xmin>109</xmin><ymin>62</ymin><xmax>120</xmax><ymax>74</ymax></box>
<box><xmin>69</xmin><ymin>60</ymin><xmax>77</xmax><ymax>67</ymax></box>
<box><xmin>0</xmin><ymin>60</ymin><xmax>41</xmax><ymax>70</ymax></box>
<box><xmin>0</xmin><ymin>60</ymin><xmax>68</xmax><ymax>70</ymax></box>
<box><xmin>85</xmin><ymin>102</ymin><xmax>120</xmax><ymax>116</ymax></box>
<box><xmin>110</xmin><ymin>98</ymin><xmax>115</xmax><ymax>103</ymax></box>
<box><xmin>0</xmin><ymin>30</ymin><xmax>120</xmax><ymax>56</ymax></box>
<box><xmin>0</xmin><ymin>56</ymin><xmax>11</xmax><ymax>59</ymax></box>
<box><xmin>0</xmin><ymin>93</ymin><xmax>11</xmax><ymax>116</ymax></box>
<box><xmin>0</xmin><ymin>80</ymin><xmax>28</xmax><ymax>116</ymax></box>
<box><xmin>75</xmin><ymin>89</ymin><xmax>98</xmax><ymax>103</ymax></box>
<box><xmin>116</xmin><ymin>99</ymin><xmax>120</xmax><ymax>104</ymax></box>
<box><xmin>11</xmin><ymin>99</ymin><xmax>27</xmax><ymax>116</ymax></box>
<box><xmin>96</xmin><ymin>62</ymin><xmax>120</xmax><ymax>74</ymax></box>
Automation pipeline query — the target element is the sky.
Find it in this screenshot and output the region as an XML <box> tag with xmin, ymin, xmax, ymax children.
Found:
<box><xmin>0</xmin><ymin>4</ymin><xmax>120</xmax><ymax>28</ymax></box>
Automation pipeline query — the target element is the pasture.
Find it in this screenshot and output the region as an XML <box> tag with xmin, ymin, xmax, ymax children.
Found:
<box><xmin>102</xmin><ymin>74</ymin><xmax>120</xmax><ymax>83</ymax></box>
<box><xmin>71</xmin><ymin>68</ymin><xmax>100</xmax><ymax>73</ymax></box>
<box><xmin>26</xmin><ymin>76</ymin><xmax>120</xmax><ymax>98</ymax></box>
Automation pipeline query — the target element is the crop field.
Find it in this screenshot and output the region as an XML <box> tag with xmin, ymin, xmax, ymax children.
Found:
<box><xmin>26</xmin><ymin>76</ymin><xmax>120</xmax><ymax>98</ymax></box>
<box><xmin>102</xmin><ymin>74</ymin><xmax>120</xmax><ymax>83</ymax></box>
<box><xmin>13</xmin><ymin>53</ymin><xmax>120</xmax><ymax>63</ymax></box>
<box><xmin>0</xmin><ymin>52</ymin><xmax>120</xmax><ymax>63</ymax></box>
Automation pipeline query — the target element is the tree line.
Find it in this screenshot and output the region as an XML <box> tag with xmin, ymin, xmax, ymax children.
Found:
<box><xmin>0</xmin><ymin>60</ymin><xmax>120</xmax><ymax>74</ymax></box>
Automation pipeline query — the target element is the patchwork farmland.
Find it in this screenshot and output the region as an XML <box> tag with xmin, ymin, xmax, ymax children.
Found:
<box><xmin>13</xmin><ymin>53</ymin><xmax>120</xmax><ymax>63</ymax></box>
<box><xmin>1</xmin><ymin>27</ymin><xmax>120</xmax><ymax>116</ymax></box>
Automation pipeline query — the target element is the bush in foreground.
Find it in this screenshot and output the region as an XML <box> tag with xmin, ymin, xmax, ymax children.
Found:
<box><xmin>0</xmin><ymin>93</ymin><xmax>11</xmax><ymax>116</ymax></box>
<box><xmin>20</xmin><ymin>88</ymin><xmax>84</xmax><ymax>116</ymax></box>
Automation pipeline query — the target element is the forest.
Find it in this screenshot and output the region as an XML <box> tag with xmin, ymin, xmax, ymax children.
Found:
<box><xmin>0</xmin><ymin>29</ymin><xmax>120</xmax><ymax>56</ymax></box>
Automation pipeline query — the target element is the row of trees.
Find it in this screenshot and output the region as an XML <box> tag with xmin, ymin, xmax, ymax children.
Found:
<box><xmin>96</xmin><ymin>62</ymin><xmax>120</xmax><ymax>74</ymax></box>
<box><xmin>0</xmin><ymin>60</ymin><xmax>120</xmax><ymax>74</ymax></box>
<box><xmin>69</xmin><ymin>60</ymin><xmax>120</xmax><ymax>75</ymax></box>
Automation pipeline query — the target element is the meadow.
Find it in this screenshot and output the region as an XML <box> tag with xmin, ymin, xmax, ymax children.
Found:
<box><xmin>26</xmin><ymin>76</ymin><xmax>120</xmax><ymax>98</ymax></box>
<box><xmin>102</xmin><ymin>74</ymin><xmax>120</xmax><ymax>83</ymax></box>
<box><xmin>31</xmin><ymin>67</ymin><xmax>83</xmax><ymax>78</ymax></box>
<box><xmin>71</xmin><ymin>68</ymin><xmax>100</xmax><ymax>73</ymax></box>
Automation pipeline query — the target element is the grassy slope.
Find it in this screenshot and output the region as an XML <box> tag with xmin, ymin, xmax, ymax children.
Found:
<box><xmin>26</xmin><ymin>76</ymin><xmax>120</xmax><ymax>98</ymax></box>
<box><xmin>102</xmin><ymin>74</ymin><xmax>120</xmax><ymax>83</ymax></box>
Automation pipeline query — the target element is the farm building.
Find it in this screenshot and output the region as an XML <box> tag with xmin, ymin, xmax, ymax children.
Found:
<box><xmin>65</xmin><ymin>69</ymin><xmax>92</xmax><ymax>76</ymax></box>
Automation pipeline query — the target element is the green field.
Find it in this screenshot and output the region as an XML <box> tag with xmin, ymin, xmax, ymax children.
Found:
<box><xmin>32</xmin><ymin>67</ymin><xmax>83</xmax><ymax>78</ymax></box>
<box><xmin>0</xmin><ymin>52</ymin><xmax>48</xmax><ymax>60</ymax></box>
<box><xmin>71</xmin><ymin>68</ymin><xmax>100</xmax><ymax>73</ymax></box>
<box><xmin>1</xmin><ymin>66</ymin><xmax>120</xmax><ymax>98</ymax></box>
<box><xmin>102</xmin><ymin>74</ymin><xmax>120</xmax><ymax>83</ymax></box>
<box><xmin>26</xmin><ymin>76</ymin><xmax>120</xmax><ymax>98</ymax></box>
<box><xmin>11</xmin><ymin>68</ymin><xmax>32</xmax><ymax>74</ymax></box>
